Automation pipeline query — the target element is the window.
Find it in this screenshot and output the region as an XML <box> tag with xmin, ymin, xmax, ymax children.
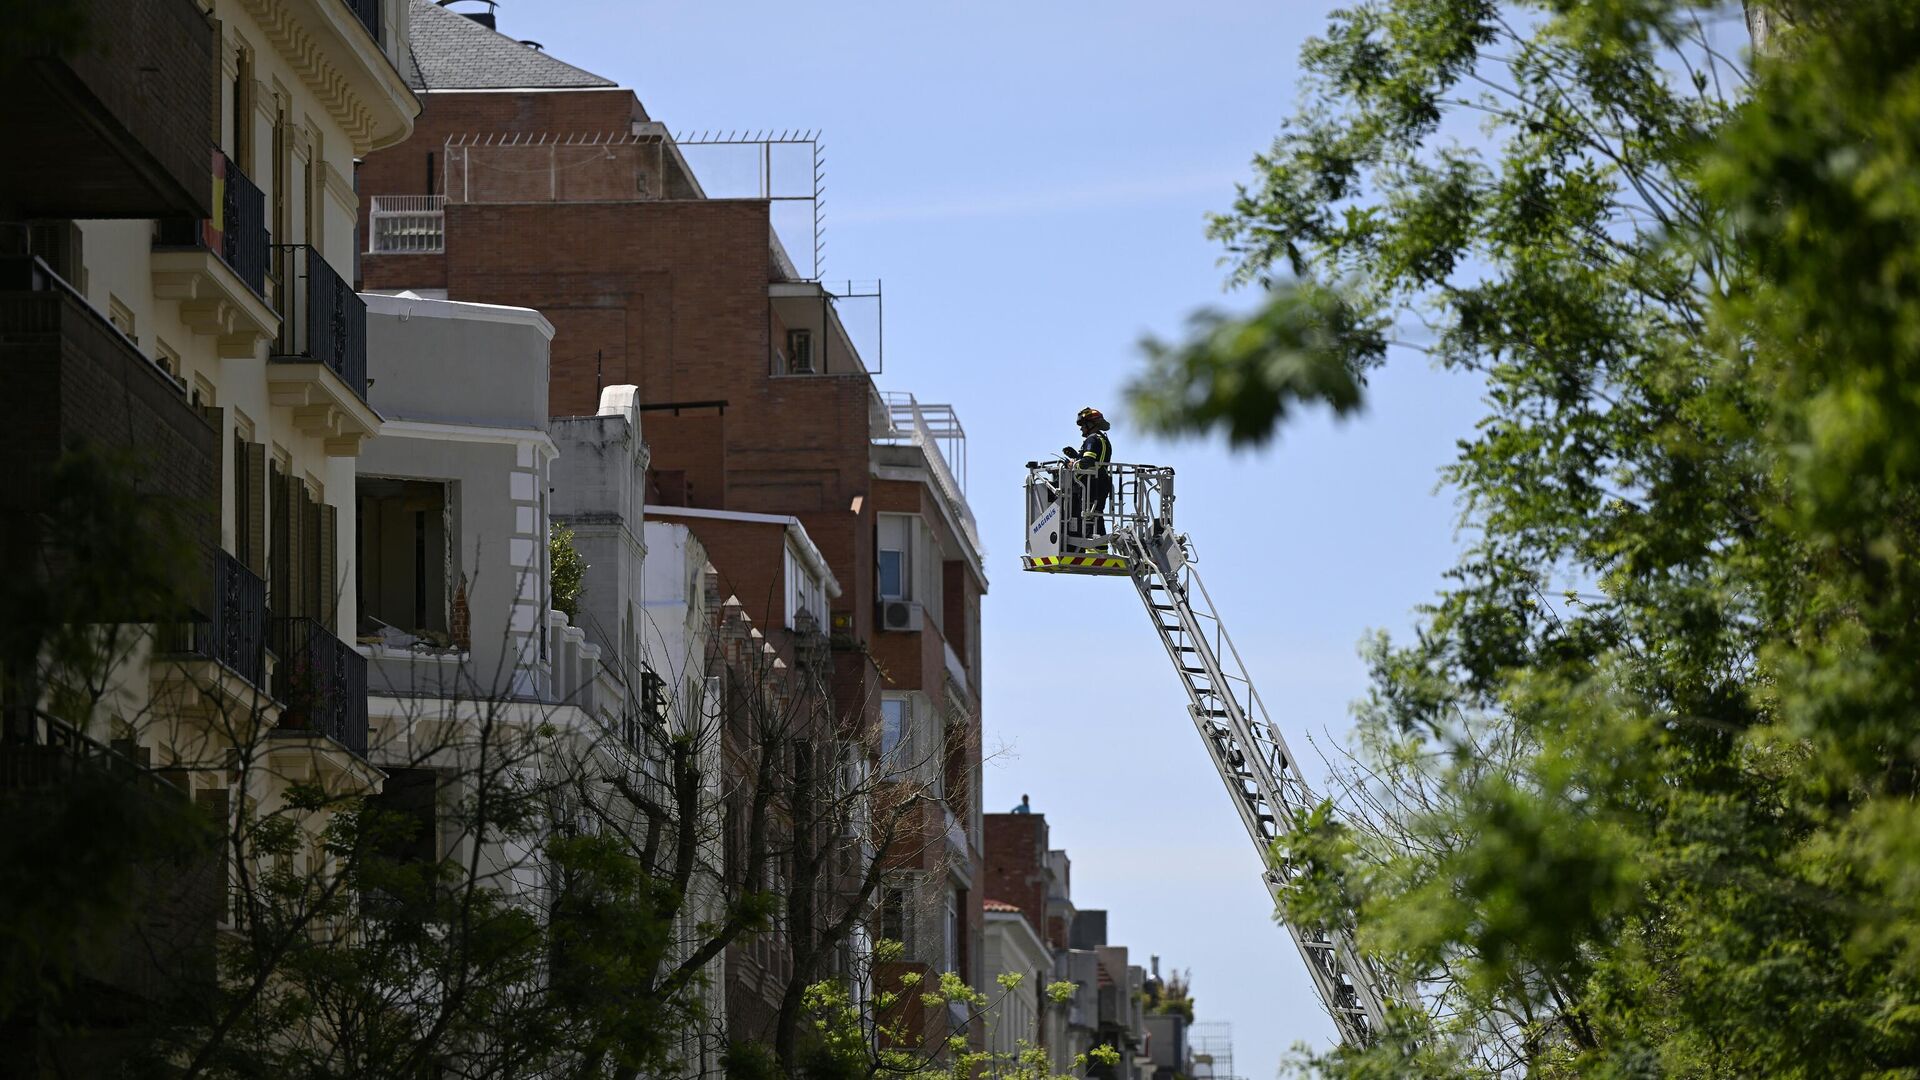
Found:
<box><xmin>154</xmin><ymin>338</ymin><xmax>182</xmax><ymax>382</ymax></box>
<box><xmin>881</xmin><ymin>885</ymin><xmax>908</xmax><ymax>946</ymax></box>
<box><xmin>943</xmin><ymin>887</ymin><xmax>959</xmax><ymax>973</ymax></box>
<box><xmin>642</xmin><ymin>668</ymin><xmax>667</xmax><ymax>726</ymax></box>
<box><xmin>304</xmin><ymin>127</ymin><xmax>322</xmax><ymax>255</ymax></box>
<box><xmin>877</xmin><ymin>514</ymin><xmax>911</xmax><ymax>600</ymax></box>
<box><xmin>369</xmin><ymin>768</ymin><xmax>438</xmax><ymax>866</ymax></box>
<box><xmin>787</xmin><ymin>329</ymin><xmax>814</xmax><ymax>373</ymax></box>
<box><xmin>967</xmin><ymin>595</ymin><xmax>981</xmax><ymax>678</ymax></box>
<box><xmin>786</xmin><ymin>544</ymin><xmax>825</xmax><ymax>631</ymax></box>
<box><xmin>233</xmin><ymin>426</ymin><xmax>265</xmax><ymax>577</ymax></box>
<box><xmin>229</xmin><ymin>44</ymin><xmax>251</xmax><ymax>170</ymax></box>
<box><xmin>357</xmin><ymin>477</ymin><xmax>452</xmax><ymax>646</ymax></box>
<box><xmin>107</xmin><ymin>294</ymin><xmax>136</xmax><ymax>343</ymax></box>
<box><xmin>271</xmin><ymin>458</ymin><xmax>337</xmax><ymax>627</ymax></box>
<box><xmin>880</xmin><ymin>696</ymin><xmax>908</xmax><ymax>765</ymax></box>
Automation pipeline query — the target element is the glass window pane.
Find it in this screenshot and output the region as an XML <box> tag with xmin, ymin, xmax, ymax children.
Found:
<box><xmin>881</xmin><ymin>698</ymin><xmax>905</xmax><ymax>759</ymax></box>
<box><xmin>878</xmin><ymin>550</ymin><xmax>903</xmax><ymax>598</ymax></box>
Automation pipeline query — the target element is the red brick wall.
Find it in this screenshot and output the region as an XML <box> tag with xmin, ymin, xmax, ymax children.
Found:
<box><xmin>643</xmin><ymin>410</ymin><xmax>726</xmax><ymax>508</ymax></box>
<box><xmin>984</xmin><ymin>813</ymin><xmax>1051</xmax><ymax>948</ymax></box>
<box><xmin>357</xmin><ymin>87</ymin><xmax>645</xmax><ymax>212</ymax></box>
<box><xmin>660</xmin><ymin>514</ymin><xmax>790</xmax><ymax>635</ymax></box>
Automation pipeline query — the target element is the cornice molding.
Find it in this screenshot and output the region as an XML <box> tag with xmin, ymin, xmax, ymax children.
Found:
<box><xmin>237</xmin><ymin>0</ymin><xmax>414</xmax><ymax>155</ymax></box>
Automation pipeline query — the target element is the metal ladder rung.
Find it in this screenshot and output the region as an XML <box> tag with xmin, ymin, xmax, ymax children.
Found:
<box><xmin>1128</xmin><ymin>543</ymin><xmax>1391</xmax><ymax>1043</ymax></box>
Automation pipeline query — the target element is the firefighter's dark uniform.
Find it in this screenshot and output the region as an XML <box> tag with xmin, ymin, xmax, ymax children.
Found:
<box><xmin>1067</xmin><ymin>430</ymin><xmax>1113</xmax><ymax>542</ymax></box>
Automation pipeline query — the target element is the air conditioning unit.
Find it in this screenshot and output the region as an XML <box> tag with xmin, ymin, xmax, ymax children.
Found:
<box><xmin>878</xmin><ymin>599</ymin><xmax>923</xmax><ymax>632</ymax></box>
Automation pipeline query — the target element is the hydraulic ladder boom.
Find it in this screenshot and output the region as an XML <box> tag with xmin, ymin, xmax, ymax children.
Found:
<box><xmin>1021</xmin><ymin>460</ymin><xmax>1396</xmax><ymax>1045</ymax></box>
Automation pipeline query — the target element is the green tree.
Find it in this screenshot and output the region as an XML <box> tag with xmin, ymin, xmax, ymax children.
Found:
<box><xmin>1130</xmin><ymin>1</ymin><xmax>1920</xmax><ymax>1075</ymax></box>
<box><xmin>551</xmin><ymin>523</ymin><xmax>588</xmax><ymax>621</ymax></box>
<box><xmin>786</xmin><ymin>942</ymin><xmax>1120</xmax><ymax>1080</ymax></box>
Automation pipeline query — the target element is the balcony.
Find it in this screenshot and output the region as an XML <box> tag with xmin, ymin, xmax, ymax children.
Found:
<box><xmin>0</xmin><ymin>256</ymin><xmax>219</xmax><ymax>593</ymax></box>
<box><xmin>269</xmin><ymin>616</ymin><xmax>369</xmax><ymax>759</ymax></box>
<box><xmin>367</xmin><ymin>195</ymin><xmax>445</xmax><ymax>254</ymax></box>
<box><xmin>872</xmin><ymin>392</ymin><xmax>983</xmax><ymax>557</ymax></box>
<box><xmin>1</xmin><ymin>715</ymin><xmax>220</xmax><ymax>1012</ymax></box>
<box><xmin>156</xmin><ymin>549</ymin><xmax>269</xmax><ymax>690</ymax></box>
<box><xmin>268</xmin><ymin>245</ymin><xmax>381</xmax><ymax>455</ymax></box>
<box><xmin>152</xmin><ymin>151</ymin><xmax>280</xmax><ymax>360</ymax></box>
<box><xmin>0</xmin><ymin>0</ymin><xmax>214</xmax><ymax>220</ymax></box>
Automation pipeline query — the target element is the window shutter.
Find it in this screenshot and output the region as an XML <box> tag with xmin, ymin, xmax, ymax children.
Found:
<box><xmin>297</xmin><ymin>482</ymin><xmax>318</xmax><ymax>622</ymax></box>
<box><xmin>269</xmin><ymin>463</ymin><xmax>288</xmax><ymax>616</ymax></box>
<box><xmin>244</xmin><ymin>443</ymin><xmax>267</xmax><ymax>577</ymax></box>
<box><xmin>195</xmin><ymin>786</ymin><xmax>233</xmax><ymax>924</ymax></box>
<box><xmin>207</xmin><ymin>17</ymin><xmax>223</xmax><ymax>147</ymax></box>
<box><xmin>318</xmin><ymin>502</ymin><xmax>337</xmax><ymax>632</ymax></box>
<box><xmin>285</xmin><ymin>478</ymin><xmax>304</xmax><ymax>620</ymax></box>
<box><xmin>197</xmin><ymin>407</ymin><xmax>223</xmax><ymax>549</ymax></box>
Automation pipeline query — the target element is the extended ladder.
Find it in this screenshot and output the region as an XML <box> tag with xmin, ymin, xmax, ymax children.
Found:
<box><xmin>1021</xmin><ymin>460</ymin><xmax>1396</xmax><ymax>1045</ymax></box>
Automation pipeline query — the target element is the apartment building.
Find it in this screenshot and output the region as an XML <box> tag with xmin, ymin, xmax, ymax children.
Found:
<box><xmin>354</xmin><ymin>0</ymin><xmax>992</xmax><ymax>1049</ymax></box>
<box><xmin>550</xmin><ymin>389</ymin><xmax>732</xmax><ymax>1072</ymax></box>
<box><xmin>1</xmin><ymin>0</ymin><xmax>416</xmax><ymax>1068</ymax></box>
<box><xmin>359</xmin><ymin>302</ymin><xmax>733</xmax><ymax>1068</ymax></box>
<box><xmin>987</xmin><ymin>811</ymin><xmax>1171</xmax><ymax>1078</ymax></box>
<box><xmin>356</xmin><ymin>291</ymin><xmax>635</xmax><ymax>888</ymax></box>
<box><xmin>985</xmin><ymin>897</ymin><xmax>1052</xmax><ymax>1058</ymax></box>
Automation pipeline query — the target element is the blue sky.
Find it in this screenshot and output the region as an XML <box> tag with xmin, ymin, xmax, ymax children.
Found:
<box><xmin>517</xmin><ymin>1</ymin><xmax>1487</xmax><ymax>1071</ymax></box>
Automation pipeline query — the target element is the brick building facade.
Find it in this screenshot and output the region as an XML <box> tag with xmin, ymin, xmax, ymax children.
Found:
<box><xmin>358</xmin><ymin>0</ymin><xmax>989</xmax><ymax>1052</ymax></box>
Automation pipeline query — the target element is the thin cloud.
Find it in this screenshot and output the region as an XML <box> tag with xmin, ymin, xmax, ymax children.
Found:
<box><xmin>833</xmin><ymin>169</ymin><xmax>1246</xmax><ymax>225</ymax></box>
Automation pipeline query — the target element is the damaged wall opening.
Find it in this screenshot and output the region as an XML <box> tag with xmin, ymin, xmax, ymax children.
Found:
<box><xmin>358</xmin><ymin>477</ymin><xmax>455</xmax><ymax>648</ymax></box>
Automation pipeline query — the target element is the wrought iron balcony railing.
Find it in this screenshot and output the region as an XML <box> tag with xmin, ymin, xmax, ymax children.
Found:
<box><xmin>156</xmin><ymin>548</ymin><xmax>269</xmax><ymax>688</ymax></box>
<box><xmin>268</xmin><ymin>615</ymin><xmax>369</xmax><ymax>758</ymax></box>
<box><xmin>156</xmin><ymin>149</ymin><xmax>270</xmax><ymax>298</ymax></box>
<box><xmin>272</xmin><ymin>244</ymin><xmax>367</xmax><ymax>402</ymax></box>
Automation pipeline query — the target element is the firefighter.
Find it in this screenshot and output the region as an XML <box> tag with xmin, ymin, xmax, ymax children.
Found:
<box><xmin>1062</xmin><ymin>406</ymin><xmax>1114</xmax><ymax>549</ymax></box>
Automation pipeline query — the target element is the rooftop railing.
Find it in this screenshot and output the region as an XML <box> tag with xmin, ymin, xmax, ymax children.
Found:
<box><xmin>367</xmin><ymin>194</ymin><xmax>445</xmax><ymax>254</ymax></box>
<box><xmin>874</xmin><ymin>391</ymin><xmax>981</xmax><ymax>553</ymax></box>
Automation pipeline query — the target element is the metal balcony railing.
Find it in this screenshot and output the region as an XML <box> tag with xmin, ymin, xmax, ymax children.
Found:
<box><xmin>156</xmin><ymin>548</ymin><xmax>268</xmax><ymax>688</ymax></box>
<box><xmin>2</xmin><ymin>713</ymin><xmax>160</xmax><ymax>792</ymax></box>
<box><xmin>156</xmin><ymin>149</ymin><xmax>270</xmax><ymax>297</ymax></box>
<box><xmin>0</xmin><ymin>713</ymin><xmax>220</xmax><ymax>1002</ymax></box>
<box><xmin>873</xmin><ymin>391</ymin><xmax>981</xmax><ymax>553</ymax></box>
<box><xmin>367</xmin><ymin>195</ymin><xmax>446</xmax><ymax>253</ymax></box>
<box><xmin>269</xmin><ymin>616</ymin><xmax>369</xmax><ymax>758</ymax></box>
<box><xmin>272</xmin><ymin>244</ymin><xmax>367</xmax><ymax>401</ymax></box>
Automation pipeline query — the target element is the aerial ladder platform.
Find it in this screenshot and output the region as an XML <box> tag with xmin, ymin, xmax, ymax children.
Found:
<box><xmin>1021</xmin><ymin>458</ymin><xmax>1396</xmax><ymax>1046</ymax></box>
